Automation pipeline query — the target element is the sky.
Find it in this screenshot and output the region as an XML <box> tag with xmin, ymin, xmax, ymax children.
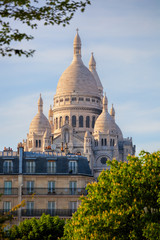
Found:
<box><xmin>0</xmin><ymin>0</ymin><xmax>160</xmax><ymax>155</ymax></box>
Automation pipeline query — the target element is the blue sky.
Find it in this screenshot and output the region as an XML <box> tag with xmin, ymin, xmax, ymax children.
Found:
<box><xmin>0</xmin><ymin>0</ymin><xmax>160</xmax><ymax>154</ymax></box>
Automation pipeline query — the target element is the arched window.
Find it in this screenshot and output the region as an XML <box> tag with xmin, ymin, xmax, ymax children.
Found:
<box><xmin>104</xmin><ymin>138</ymin><xmax>107</xmax><ymax>146</ymax></box>
<box><xmin>39</xmin><ymin>140</ymin><xmax>41</xmax><ymax>148</ymax></box>
<box><xmin>113</xmin><ymin>139</ymin><xmax>115</xmax><ymax>146</ymax></box>
<box><xmin>86</xmin><ymin>116</ymin><xmax>90</xmax><ymax>128</ymax></box>
<box><xmin>56</xmin><ymin>118</ymin><xmax>58</xmax><ymax>129</ymax></box>
<box><xmin>79</xmin><ymin>116</ymin><xmax>83</xmax><ymax>128</ymax></box>
<box><xmin>65</xmin><ymin>116</ymin><xmax>69</xmax><ymax>124</ymax></box>
<box><xmin>92</xmin><ymin>116</ymin><xmax>95</xmax><ymax>128</ymax></box>
<box><xmin>72</xmin><ymin>116</ymin><xmax>76</xmax><ymax>127</ymax></box>
<box><xmin>64</xmin><ymin>129</ymin><xmax>69</xmax><ymax>143</ymax></box>
<box><xmin>101</xmin><ymin>139</ymin><xmax>104</xmax><ymax>146</ymax></box>
<box><xmin>110</xmin><ymin>139</ymin><xmax>112</xmax><ymax>146</ymax></box>
<box><xmin>59</xmin><ymin>117</ymin><xmax>62</xmax><ymax>128</ymax></box>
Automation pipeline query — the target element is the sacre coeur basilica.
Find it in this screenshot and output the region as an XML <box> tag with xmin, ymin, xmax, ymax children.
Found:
<box><xmin>0</xmin><ymin>30</ymin><xmax>135</xmax><ymax>220</ymax></box>
<box><xmin>23</xmin><ymin>30</ymin><xmax>135</xmax><ymax>179</ymax></box>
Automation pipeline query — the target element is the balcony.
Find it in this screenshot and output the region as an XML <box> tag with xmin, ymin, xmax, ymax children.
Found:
<box><xmin>22</xmin><ymin>188</ymin><xmax>87</xmax><ymax>196</ymax></box>
<box><xmin>0</xmin><ymin>188</ymin><xmax>18</xmax><ymax>195</ymax></box>
<box><xmin>21</xmin><ymin>209</ymin><xmax>77</xmax><ymax>217</ymax></box>
<box><xmin>0</xmin><ymin>209</ymin><xmax>18</xmax><ymax>216</ymax></box>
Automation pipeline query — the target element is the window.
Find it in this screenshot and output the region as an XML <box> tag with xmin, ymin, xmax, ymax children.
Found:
<box><xmin>26</xmin><ymin>161</ymin><xmax>35</xmax><ymax>173</ymax></box>
<box><xmin>4</xmin><ymin>181</ymin><xmax>12</xmax><ymax>195</ymax></box>
<box><xmin>72</xmin><ymin>97</ymin><xmax>76</xmax><ymax>101</ymax></box>
<box><xmin>56</xmin><ymin>118</ymin><xmax>58</xmax><ymax>129</ymax></box>
<box><xmin>65</xmin><ymin>116</ymin><xmax>69</xmax><ymax>124</ymax></box>
<box><xmin>95</xmin><ymin>140</ymin><xmax>98</xmax><ymax>147</ymax></box>
<box><xmin>48</xmin><ymin>181</ymin><xmax>55</xmax><ymax>194</ymax></box>
<box><xmin>72</xmin><ymin>116</ymin><xmax>76</xmax><ymax>127</ymax></box>
<box><xmin>65</xmin><ymin>98</ymin><xmax>69</xmax><ymax>101</ymax></box>
<box><xmin>104</xmin><ymin>138</ymin><xmax>107</xmax><ymax>146</ymax></box>
<box><xmin>92</xmin><ymin>99</ymin><xmax>95</xmax><ymax>102</ymax></box>
<box><xmin>3</xmin><ymin>160</ymin><xmax>13</xmax><ymax>173</ymax></box>
<box><xmin>86</xmin><ymin>98</ymin><xmax>90</xmax><ymax>102</ymax></box>
<box><xmin>110</xmin><ymin>139</ymin><xmax>115</xmax><ymax>146</ymax></box>
<box><xmin>48</xmin><ymin>201</ymin><xmax>55</xmax><ymax>215</ymax></box>
<box><xmin>101</xmin><ymin>157</ymin><xmax>107</xmax><ymax>165</ymax></box>
<box><xmin>69</xmin><ymin>161</ymin><xmax>77</xmax><ymax>174</ymax></box>
<box><xmin>64</xmin><ymin>129</ymin><xmax>69</xmax><ymax>143</ymax></box>
<box><xmin>3</xmin><ymin>201</ymin><xmax>11</xmax><ymax>212</ymax></box>
<box><xmin>101</xmin><ymin>139</ymin><xmax>104</xmax><ymax>146</ymax></box>
<box><xmin>36</xmin><ymin>140</ymin><xmax>38</xmax><ymax>148</ymax></box>
<box><xmin>27</xmin><ymin>181</ymin><xmax>34</xmax><ymax>194</ymax></box>
<box><xmin>60</xmin><ymin>99</ymin><xmax>63</xmax><ymax>102</ymax></box>
<box><xmin>79</xmin><ymin>97</ymin><xmax>84</xmax><ymax>101</ymax></box>
<box><xmin>26</xmin><ymin>201</ymin><xmax>34</xmax><ymax>216</ymax></box>
<box><xmin>86</xmin><ymin>116</ymin><xmax>90</xmax><ymax>128</ymax></box>
<box><xmin>47</xmin><ymin>161</ymin><xmax>56</xmax><ymax>174</ymax></box>
<box><xmin>92</xmin><ymin>116</ymin><xmax>95</xmax><ymax>128</ymax></box>
<box><xmin>70</xmin><ymin>181</ymin><xmax>77</xmax><ymax>195</ymax></box>
<box><xmin>59</xmin><ymin>117</ymin><xmax>62</xmax><ymax>128</ymax></box>
<box><xmin>79</xmin><ymin>116</ymin><xmax>83</xmax><ymax>127</ymax></box>
<box><xmin>70</xmin><ymin>201</ymin><xmax>77</xmax><ymax>214</ymax></box>
<box><xmin>39</xmin><ymin>140</ymin><xmax>41</xmax><ymax>148</ymax></box>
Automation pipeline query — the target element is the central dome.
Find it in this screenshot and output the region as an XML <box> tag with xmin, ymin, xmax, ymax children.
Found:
<box><xmin>56</xmin><ymin>59</ymin><xmax>99</xmax><ymax>96</ymax></box>
<box><xmin>56</xmin><ymin>31</ymin><xmax>99</xmax><ymax>97</ymax></box>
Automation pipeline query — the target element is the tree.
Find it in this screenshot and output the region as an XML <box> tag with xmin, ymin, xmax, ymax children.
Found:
<box><xmin>0</xmin><ymin>0</ymin><xmax>91</xmax><ymax>57</ymax></box>
<box><xmin>0</xmin><ymin>200</ymin><xmax>25</xmax><ymax>239</ymax></box>
<box><xmin>8</xmin><ymin>213</ymin><xmax>65</xmax><ymax>240</ymax></box>
<box><xmin>63</xmin><ymin>151</ymin><xmax>160</xmax><ymax>240</ymax></box>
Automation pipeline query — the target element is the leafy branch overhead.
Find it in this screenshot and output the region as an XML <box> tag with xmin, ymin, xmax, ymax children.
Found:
<box><xmin>0</xmin><ymin>0</ymin><xmax>91</xmax><ymax>57</ymax></box>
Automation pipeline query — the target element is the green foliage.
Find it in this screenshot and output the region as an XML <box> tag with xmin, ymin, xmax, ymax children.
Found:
<box><xmin>8</xmin><ymin>213</ymin><xmax>65</xmax><ymax>240</ymax></box>
<box><xmin>0</xmin><ymin>0</ymin><xmax>91</xmax><ymax>57</ymax></box>
<box><xmin>63</xmin><ymin>151</ymin><xmax>160</xmax><ymax>240</ymax></box>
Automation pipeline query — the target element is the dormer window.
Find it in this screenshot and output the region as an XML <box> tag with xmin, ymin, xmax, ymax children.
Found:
<box><xmin>3</xmin><ymin>160</ymin><xmax>13</xmax><ymax>173</ymax></box>
<box><xmin>26</xmin><ymin>161</ymin><xmax>35</xmax><ymax>173</ymax></box>
<box><xmin>69</xmin><ymin>161</ymin><xmax>77</xmax><ymax>174</ymax></box>
<box><xmin>47</xmin><ymin>161</ymin><xmax>56</xmax><ymax>174</ymax></box>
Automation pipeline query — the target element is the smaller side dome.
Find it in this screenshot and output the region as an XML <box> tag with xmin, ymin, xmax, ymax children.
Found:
<box><xmin>29</xmin><ymin>95</ymin><xmax>51</xmax><ymax>135</ymax></box>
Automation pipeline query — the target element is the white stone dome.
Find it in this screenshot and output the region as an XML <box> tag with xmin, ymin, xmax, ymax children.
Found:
<box><xmin>56</xmin><ymin>32</ymin><xmax>99</xmax><ymax>97</ymax></box>
<box><xmin>94</xmin><ymin>110</ymin><xmax>115</xmax><ymax>133</ymax></box>
<box><xmin>29</xmin><ymin>95</ymin><xmax>51</xmax><ymax>135</ymax></box>
<box><xmin>94</xmin><ymin>95</ymin><xmax>123</xmax><ymax>140</ymax></box>
<box><xmin>56</xmin><ymin>60</ymin><xmax>99</xmax><ymax>96</ymax></box>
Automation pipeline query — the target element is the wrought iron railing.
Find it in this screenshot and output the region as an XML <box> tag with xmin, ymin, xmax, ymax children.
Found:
<box><xmin>21</xmin><ymin>209</ymin><xmax>77</xmax><ymax>217</ymax></box>
<box><xmin>0</xmin><ymin>210</ymin><xmax>18</xmax><ymax>216</ymax></box>
<box><xmin>22</xmin><ymin>188</ymin><xmax>87</xmax><ymax>196</ymax></box>
<box><xmin>0</xmin><ymin>188</ymin><xmax>18</xmax><ymax>195</ymax></box>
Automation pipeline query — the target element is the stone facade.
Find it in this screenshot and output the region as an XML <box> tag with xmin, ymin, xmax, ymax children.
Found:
<box><xmin>0</xmin><ymin>146</ymin><xmax>93</xmax><ymax>222</ymax></box>
<box><xmin>23</xmin><ymin>31</ymin><xmax>135</xmax><ymax>179</ymax></box>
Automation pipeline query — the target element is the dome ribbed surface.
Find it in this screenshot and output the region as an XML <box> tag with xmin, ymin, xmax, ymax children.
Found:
<box><xmin>56</xmin><ymin>59</ymin><xmax>99</xmax><ymax>96</ymax></box>
<box><xmin>29</xmin><ymin>112</ymin><xmax>51</xmax><ymax>135</ymax></box>
<box><xmin>94</xmin><ymin>111</ymin><xmax>115</xmax><ymax>133</ymax></box>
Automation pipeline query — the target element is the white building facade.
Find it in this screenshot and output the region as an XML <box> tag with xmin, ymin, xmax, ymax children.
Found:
<box><xmin>23</xmin><ymin>31</ymin><xmax>135</xmax><ymax>179</ymax></box>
